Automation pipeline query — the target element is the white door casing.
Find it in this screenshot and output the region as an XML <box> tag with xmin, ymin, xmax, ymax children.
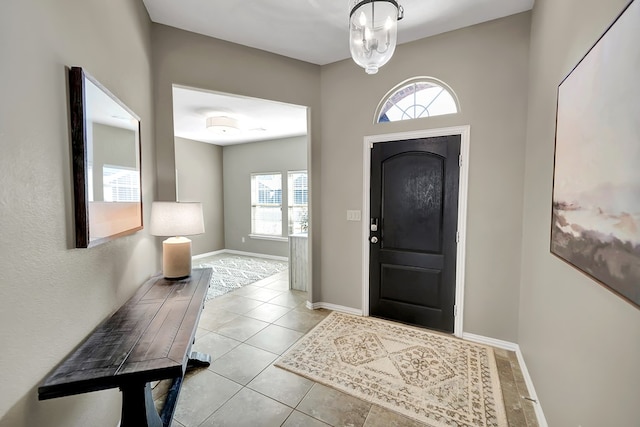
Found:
<box><xmin>362</xmin><ymin>125</ymin><xmax>470</xmax><ymax>337</ymax></box>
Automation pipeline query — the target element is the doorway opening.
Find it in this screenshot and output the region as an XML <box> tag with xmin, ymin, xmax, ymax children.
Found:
<box><xmin>171</xmin><ymin>85</ymin><xmax>312</xmax><ymax>301</ymax></box>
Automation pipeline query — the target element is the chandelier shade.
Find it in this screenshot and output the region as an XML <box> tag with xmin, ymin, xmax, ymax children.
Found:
<box><xmin>349</xmin><ymin>0</ymin><xmax>404</xmax><ymax>74</ymax></box>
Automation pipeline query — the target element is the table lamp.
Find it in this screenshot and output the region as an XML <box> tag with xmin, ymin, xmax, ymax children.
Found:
<box><xmin>150</xmin><ymin>201</ymin><xmax>205</xmax><ymax>279</ymax></box>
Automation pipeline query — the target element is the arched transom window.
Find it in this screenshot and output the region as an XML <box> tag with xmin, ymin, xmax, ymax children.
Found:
<box><xmin>376</xmin><ymin>77</ymin><xmax>459</xmax><ymax>123</ymax></box>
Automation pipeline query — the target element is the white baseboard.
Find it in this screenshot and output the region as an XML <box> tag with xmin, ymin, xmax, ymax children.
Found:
<box><xmin>514</xmin><ymin>347</ymin><xmax>548</xmax><ymax>427</ymax></box>
<box><xmin>192</xmin><ymin>249</ymin><xmax>227</xmax><ymax>259</ymax></box>
<box><xmin>305</xmin><ymin>301</ymin><xmax>363</xmax><ymax>316</ymax></box>
<box><xmin>192</xmin><ymin>248</ymin><xmax>288</xmax><ymax>262</ymax></box>
<box><xmin>462</xmin><ymin>332</ymin><xmax>519</xmax><ymax>351</ymax></box>
<box><xmin>462</xmin><ymin>333</ymin><xmax>548</xmax><ymax>427</ymax></box>
<box><xmin>224</xmin><ymin>249</ymin><xmax>288</xmax><ymax>261</ymax></box>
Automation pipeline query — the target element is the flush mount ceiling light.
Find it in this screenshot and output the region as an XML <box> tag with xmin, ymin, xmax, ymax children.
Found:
<box><xmin>205</xmin><ymin>115</ymin><xmax>241</xmax><ymax>135</ymax></box>
<box><xmin>349</xmin><ymin>0</ymin><xmax>404</xmax><ymax>75</ymax></box>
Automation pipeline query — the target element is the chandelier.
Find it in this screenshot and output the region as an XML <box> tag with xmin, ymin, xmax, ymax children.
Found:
<box><xmin>349</xmin><ymin>0</ymin><xmax>404</xmax><ymax>74</ymax></box>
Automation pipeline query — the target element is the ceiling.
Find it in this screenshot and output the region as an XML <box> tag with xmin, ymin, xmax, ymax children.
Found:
<box><xmin>143</xmin><ymin>0</ymin><xmax>534</xmax><ymax>66</ymax></box>
<box><xmin>172</xmin><ymin>86</ymin><xmax>308</xmax><ymax>146</ymax></box>
<box><xmin>147</xmin><ymin>0</ymin><xmax>534</xmax><ymax>145</ymax></box>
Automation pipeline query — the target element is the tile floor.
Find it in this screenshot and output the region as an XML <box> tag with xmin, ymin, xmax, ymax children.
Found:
<box><xmin>153</xmin><ymin>270</ymin><xmax>538</xmax><ymax>427</ymax></box>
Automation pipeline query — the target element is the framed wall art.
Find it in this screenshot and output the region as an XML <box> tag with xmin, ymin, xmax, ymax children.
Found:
<box><xmin>550</xmin><ymin>0</ymin><xmax>639</xmax><ymax>308</ymax></box>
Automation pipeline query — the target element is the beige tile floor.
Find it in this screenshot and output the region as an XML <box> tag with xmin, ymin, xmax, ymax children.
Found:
<box><xmin>153</xmin><ymin>270</ymin><xmax>538</xmax><ymax>427</ymax></box>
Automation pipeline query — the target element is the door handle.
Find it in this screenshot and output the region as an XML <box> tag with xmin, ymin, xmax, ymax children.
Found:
<box><xmin>370</xmin><ymin>236</ymin><xmax>379</xmax><ymax>244</ymax></box>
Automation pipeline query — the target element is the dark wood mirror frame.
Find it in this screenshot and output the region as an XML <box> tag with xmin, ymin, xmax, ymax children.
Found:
<box><xmin>69</xmin><ymin>67</ymin><xmax>143</xmax><ymax>248</ymax></box>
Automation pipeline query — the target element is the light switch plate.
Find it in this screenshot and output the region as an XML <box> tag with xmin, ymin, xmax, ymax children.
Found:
<box><xmin>347</xmin><ymin>210</ymin><xmax>361</xmax><ymax>221</ymax></box>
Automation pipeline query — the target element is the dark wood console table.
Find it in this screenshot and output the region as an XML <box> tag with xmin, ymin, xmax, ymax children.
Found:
<box><xmin>38</xmin><ymin>268</ymin><xmax>213</xmax><ymax>427</ymax></box>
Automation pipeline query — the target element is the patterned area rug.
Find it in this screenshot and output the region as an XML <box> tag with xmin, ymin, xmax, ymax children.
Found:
<box><xmin>276</xmin><ymin>312</ymin><xmax>507</xmax><ymax>427</ymax></box>
<box><xmin>193</xmin><ymin>253</ymin><xmax>288</xmax><ymax>300</ymax></box>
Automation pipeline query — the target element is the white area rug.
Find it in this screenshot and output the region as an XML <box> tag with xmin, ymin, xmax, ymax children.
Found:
<box><xmin>276</xmin><ymin>312</ymin><xmax>507</xmax><ymax>427</ymax></box>
<box><xmin>193</xmin><ymin>253</ymin><xmax>288</xmax><ymax>300</ymax></box>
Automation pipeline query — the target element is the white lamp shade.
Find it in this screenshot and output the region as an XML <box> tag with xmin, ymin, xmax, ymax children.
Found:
<box><xmin>349</xmin><ymin>0</ymin><xmax>401</xmax><ymax>74</ymax></box>
<box><xmin>150</xmin><ymin>202</ymin><xmax>205</xmax><ymax>237</ymax></box>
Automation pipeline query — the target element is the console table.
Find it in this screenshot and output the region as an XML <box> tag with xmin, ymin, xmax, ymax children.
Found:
<box><xmin>38</xmin><ymin>268</ymin><xmax>213</xmax><ymax>427</ymax></box>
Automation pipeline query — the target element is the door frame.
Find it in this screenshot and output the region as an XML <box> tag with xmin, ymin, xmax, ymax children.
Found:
<box><xmin>362</xmin><ymin>125</ymin><xmax>470</xmax><ymax>337</ymax></box>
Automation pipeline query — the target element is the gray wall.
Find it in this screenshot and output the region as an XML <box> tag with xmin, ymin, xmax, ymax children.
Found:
<box><xmin>3</xmin><ymin>2</ymin><xmax>635</xmax><ymax>425</ymax></box>
<box><xmin>223</xmin><ymin>136</ymin><xmax>307</xmax><ymax>257</ymax></box>
<box><xmin>520</xmin><ymin>0</ymin><xmax>640</xmax><ymax>424</ymax></box>
<box><xmin>0</xmin><ymin>1</ymin><xmax>157</xmax><ymax>426</ymax></box>
<box><xmin>320</xmin><ymin>13</ymin><xmax>531</xmax><ymax>341</ymax></box>
<box><xmin>152</xmin><ymin>13</ymin><xmax>530</xmax><ymax>341</ymax></box>
<box><xmin>152</xmin><ymin>15</ymin><xmax>530</xmax><ymax>342</ymax></box>
<box><xmin>151</xmin><ymin>23</ymin><xmax>322</xmax><ymax>294</ymax></box>
<box><xmin>175</xmin><ymin>137</ymin><xmax>225</xmax><ymax>255</ymax></box>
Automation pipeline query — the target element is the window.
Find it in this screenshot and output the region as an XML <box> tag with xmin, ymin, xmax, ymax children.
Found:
<box><xmin>288</xmin><ymin>171</ymin><xmax>308</xmax><ymax>234</ymax></box>
<box><xmin>251</xmin><ymin>173</ymin><xmax>282</xmax><ymax>236</ymax></box>
<box><xmin>376</xmin><ymin>77</ymin><xmax>459</xmax><ymax>123</ymax></box>
<box><xmin>102</xmin><ymin>165</ymin><xmax>140</xmax><ymax>202</ymax></box>
<box><xmin>87</xmin><ymin>164</ymin><xmax>94</xmax><ymax>202</ymax></box>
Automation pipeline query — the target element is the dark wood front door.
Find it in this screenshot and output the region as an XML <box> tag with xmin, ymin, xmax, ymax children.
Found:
<box><xmin>369</xmin><ymin>135</ymin><xmax>460</xmax><ymax>333</ymax></box>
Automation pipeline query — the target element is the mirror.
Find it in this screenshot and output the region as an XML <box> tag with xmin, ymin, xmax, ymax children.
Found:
<box><xmin>69</xmin><ymin>67</ymin><xmax>143</xmax><ymax>248</ymax></box>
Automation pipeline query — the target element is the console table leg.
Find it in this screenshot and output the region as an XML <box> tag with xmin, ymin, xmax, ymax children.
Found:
<box><xmin>160</xmin><ymin>376</ymin><xmax>183</xmax><ymax>426</ymax></box>
<box><xmin>187</xmin><ymin>351</ymin><xmax>211</xmax><ymax>369</ymax></box>
<box><xmin>120</xmin><ymin>382</ymin><xmax>162</xmax><ymax>427</ymax></box>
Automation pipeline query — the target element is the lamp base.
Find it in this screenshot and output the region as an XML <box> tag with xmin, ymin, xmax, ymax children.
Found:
<box><xmin>162</xmin><ymin>237</ymin><xmax>192</xmax><ymax>279</ymax></box>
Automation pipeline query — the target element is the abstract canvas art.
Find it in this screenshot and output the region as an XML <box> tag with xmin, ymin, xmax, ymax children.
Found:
<box><xmin>551</xmin><ymin>0</ymin><xmax>640</xmax><ymax>308</ymax></box>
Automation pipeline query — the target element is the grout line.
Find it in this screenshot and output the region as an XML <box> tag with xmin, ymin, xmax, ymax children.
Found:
<box><xmin>191</xmin><ymin>284</ymin><xmax>333</xmax><ymax>426</ymax></box>
<box><xmin>194</xmin><ymin>382</ymin><xmax>244</xmax><ymax>427</ymax></box>
<box><xmin>279</xmin><ymin>411</ymin><xmax>296</xmax><ymax>427</ymax></box>
<box><xmin>362</xmin><ymin>404</ymin><xmax>376</xmax><ymax>427</ymax></box>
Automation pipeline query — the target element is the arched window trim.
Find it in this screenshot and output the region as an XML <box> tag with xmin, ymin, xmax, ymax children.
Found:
<box><xmin>373</xmin><ymin>76</ymin><xmax>461</xmax><ymax>124</ymax></box>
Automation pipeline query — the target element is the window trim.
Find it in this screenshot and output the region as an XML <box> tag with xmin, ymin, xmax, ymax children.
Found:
<box><xmin>250</xmin><ymin>172</ymin><xmax>283</xmax><ymax>237</ymax></box>
<box><xmin>287</xmin><ymin>170</ymin><xmax>308</xmax><ymax>235</ymax></box>
<box><xmin>248</xmin><ymin>234</ymin><xmax>289</xmax><ymax>242</ymax></box>
<box><xmin>373</xmin><ymin>76</ymin><xmax>461</xmax><ymax>124</ymax></box>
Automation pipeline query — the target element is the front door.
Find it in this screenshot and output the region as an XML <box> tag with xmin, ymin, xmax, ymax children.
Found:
<box><xmin>369</xmin><ymin>135</ymin><xmax>460</xmax><ymax>333</ymax></box>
